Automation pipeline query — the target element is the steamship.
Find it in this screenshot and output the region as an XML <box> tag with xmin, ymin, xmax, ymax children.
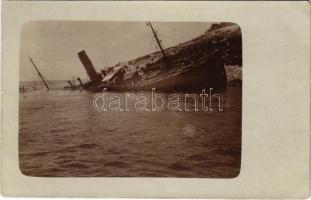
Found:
<box><xmin>77</xmin><ymin>22</ymin><xmax>242</xmax><ymax>92</ymax></box>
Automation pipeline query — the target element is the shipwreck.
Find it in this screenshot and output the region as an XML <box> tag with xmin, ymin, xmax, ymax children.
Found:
<box><xmin>77</xmin><ymin>22</ymin><xmax>242</xmax><ymax>92</ymax></box>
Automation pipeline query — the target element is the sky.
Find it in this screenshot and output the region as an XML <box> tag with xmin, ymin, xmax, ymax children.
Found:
<box><xmin>20</xmin><ymin>21</ymin><xmax>212</xmax><ymax>81</ymax></box>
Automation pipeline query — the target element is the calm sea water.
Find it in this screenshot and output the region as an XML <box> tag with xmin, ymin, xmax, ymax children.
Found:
<box><xmin>19</xmin><ymin>81</ymin><xmax>241</xmax><ymax>177</ymax></box>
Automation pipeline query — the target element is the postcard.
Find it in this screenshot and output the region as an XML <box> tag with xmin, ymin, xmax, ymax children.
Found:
<box><xmin>1</xmin><ymin>1</ymin><xmax>310</xmax><ymax>198</ymax></box>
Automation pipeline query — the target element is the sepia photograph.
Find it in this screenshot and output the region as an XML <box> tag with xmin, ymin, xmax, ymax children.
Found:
<box><xmin>19</xmin><ymin>21</ymin><xmax>242</xmax><ymax>177</ymax></box>
<box><xmin>1</xmin><ymin>1</ymin><xmax>309</xmax><ymax>198</ymax></box>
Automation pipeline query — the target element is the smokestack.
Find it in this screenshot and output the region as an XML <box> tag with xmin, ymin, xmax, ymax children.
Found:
<box><xmin>78</xmin><ymin>50</ymin><xmax>102</xmax><ymax>84</ymax></box>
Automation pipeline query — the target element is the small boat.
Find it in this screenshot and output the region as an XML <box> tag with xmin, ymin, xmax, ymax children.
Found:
<box><xmin>63</xmin><ymin>76</ymin><xmax>84</xmax><ymax>90</ymax></box>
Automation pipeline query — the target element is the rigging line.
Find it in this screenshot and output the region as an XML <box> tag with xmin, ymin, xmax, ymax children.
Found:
<box><xmin>35</xmin><ymin>75</ymin><xmax>43</xmax><ymax>89</ymax></box>
<box><xmin>37</xmin><ymin>76</ymin><xmax>43</xmax><ymax>88</ymax></box>
<box><xmin>148</xmin><ymin>37</ymin><xmax>155</xmax><ymax>52</ymax></box>
<box><xmin>148</xmin><ymin>38</ymin><xmax>159</xmax><ymax>52</ymax></box>
<box><xmin>146</xmin><ymin>22</ymin><xmax>171</xmax><ymax>70</ymax></box>
<box><xmin>148</xmin><ymin>33</ymin><xmax>160</xmax><ymax>52</ymax></box>
<box><xmin>153</xmin><ymin>42</ymin><xmax>158</xmax><ymax>51</ymax></box>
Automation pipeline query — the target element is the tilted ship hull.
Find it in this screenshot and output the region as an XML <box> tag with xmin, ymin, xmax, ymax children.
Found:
<box><xmin>78</xmin><ymin>22</ymin><xmax>242</xmax><ymax>92</ymax></box>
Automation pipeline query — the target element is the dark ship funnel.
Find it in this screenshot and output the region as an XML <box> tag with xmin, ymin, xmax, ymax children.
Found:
<box><xmin>78</xmin><ymin>50</ymin><xmax>102</xmax><ymax>84</ymax></box>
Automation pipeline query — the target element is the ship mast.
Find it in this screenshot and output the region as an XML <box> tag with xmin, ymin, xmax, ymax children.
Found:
<box><xmin>29</xmin><ymin>57</ymin><xmax>50</xmax><ymax>91</ymax></box>
<box><xmin>146</xmin><ymin>22</ymin><xmax>170</xmax><ymax>69</ymax></box>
